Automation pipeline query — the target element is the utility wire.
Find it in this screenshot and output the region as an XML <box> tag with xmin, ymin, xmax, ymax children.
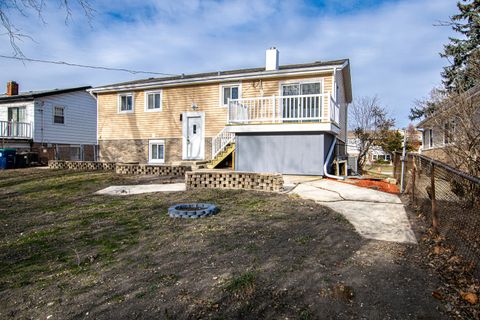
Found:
<box><xmin>0</xmin><ymin>54</ymin><xmax>178</xmax><ymax>76</ymax></box>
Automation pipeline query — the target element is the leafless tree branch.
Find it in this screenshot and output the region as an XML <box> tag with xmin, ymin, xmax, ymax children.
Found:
<box><xmin>0</xmin><ymin>0</ymin><xmax>94</xmax><ymax>57</ymax></box>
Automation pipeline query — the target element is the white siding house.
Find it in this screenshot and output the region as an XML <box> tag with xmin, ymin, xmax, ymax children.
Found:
<box><xmin>0</xmin><ymin>83</ymin><xmax>97</xmax><ymax>163</ymax></box>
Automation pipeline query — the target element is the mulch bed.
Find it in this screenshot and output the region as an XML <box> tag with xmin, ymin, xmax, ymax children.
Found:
<box><xmin>339</xmin><ymin>178</ymin><xmax>400</xmax><ymax>194</ymax></box>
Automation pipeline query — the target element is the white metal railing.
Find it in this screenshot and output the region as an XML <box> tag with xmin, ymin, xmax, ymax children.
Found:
<box><xmin>228</xmin><ymin>93</ymin><xmax>338</xmax><ymax>125</ymax></box>
<box><xmin>0</xmin><ymin>121</ymin><xmax>32</xmax><ymax>139</ymax></box>
<box><xmin>211</xmin><ymin>127</ymin><xmax>235</xmax><ymax>159</ymax></box>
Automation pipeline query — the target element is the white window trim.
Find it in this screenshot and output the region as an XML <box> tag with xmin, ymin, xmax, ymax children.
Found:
<box><xmin>148</xmin><ymin>139</ymin><xmax>165</xmax><ymax>164</ymax></box>
<box><xmin>278</xmin><ymin>78</ymin><xmax>325</xmax><ymax>96</ymax></box>
<box><xmin>117</xmin><ymin>93</ymin><xmax>134</xmax><ymax>113</ymax></box>
<box><xmin>220</xmin><ymin>83</ymin><xmax>242</xmax><ymax>107</ymax></box>
<box><xmin>53</xmin><ymin>106</ymin><xmax>66</xmax><ymax>125</ymax></box>
<box><xmin>144</xmin><ymin>90</ymin><xmax>163</xmax><ymax>112</ymax></box>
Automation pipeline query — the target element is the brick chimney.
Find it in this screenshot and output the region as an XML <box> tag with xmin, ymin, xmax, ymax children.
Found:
<box><xmin>6</xmin><ymin>81</ymin><xmax>19</xmax><ymax>96</ymax></box>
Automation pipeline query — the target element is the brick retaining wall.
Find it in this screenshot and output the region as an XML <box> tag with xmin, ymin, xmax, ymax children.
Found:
<box><xmin>186</xmin><ymin>170</ymin><xmax>283</xmax><ymax>192</ymax></box>
<box><xmin>49</xmin><ymin>160</ymin><xmax>190</xmax><ymax>176</ymax></box>
<box><xmin>115</xmin><ymin>163</ymin><xmax>190</xmax><ymax>176</ymax></box>
<box><xmin>49</xmin><ymin>160</ymin><xmax>116</xmax><ymax>171</ymax></box>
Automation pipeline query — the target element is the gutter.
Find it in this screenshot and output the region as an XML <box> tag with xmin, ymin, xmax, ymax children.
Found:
<box><xmin>88</xmin><ymin>64</ymin><xmax>345</xmax><ymax>94</ymax></box>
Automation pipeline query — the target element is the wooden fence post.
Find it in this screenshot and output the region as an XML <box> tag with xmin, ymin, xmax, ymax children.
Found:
<box><xmin>431</xmin><ymin>163</ymin><xmax>439</xmax><ymax>233</ymax></box>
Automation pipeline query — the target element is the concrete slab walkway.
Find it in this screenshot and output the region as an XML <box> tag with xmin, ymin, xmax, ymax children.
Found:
<box><xmin>285</xmin><ymin>176</ymin><xmax>416</xmax><ymax>244</ymax></box>
<box><xmin>95</xmin><ymin>183</ymin><xmax>186</xmax><ymax>196</ymax></box>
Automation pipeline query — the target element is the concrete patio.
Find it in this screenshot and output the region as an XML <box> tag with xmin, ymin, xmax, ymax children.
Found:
<box><xmin>284</xmin><ymin>177</ymin><xmax>416</xmax><ymax>244</ymax></box>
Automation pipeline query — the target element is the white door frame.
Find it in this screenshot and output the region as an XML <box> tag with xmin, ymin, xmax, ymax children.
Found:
<box><xmin>182</xmin><ymin>111</ymin><xmax>205</xmax><ymax>160</ymax></box>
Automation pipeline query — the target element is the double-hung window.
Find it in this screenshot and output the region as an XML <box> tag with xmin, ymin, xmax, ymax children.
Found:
<box><xmin>118</xmin><ymin>93</ymin><xmax>134</xmax><ymax>113</ymax></box>
<box><xmin>145</xmin><ymin>91</ymin><xmax>162</xmax><ymax>111</ymax></box>
<box><xmin>429</xmin><ymin>129</ymin><xmax>434</xmax><ymax>148</ymax></box>
<box><xmin>444</xmin><ymin>120</ymin><xmax>455</xmax><ymax>144</ymax></box>
<box><xmin>149</xmin><ymin>140</ymin><xmax>165</xmax><ymax>163</ymax></box>
<box><xmin>221</xmin><ymin>85</ymin><xmax>240</xmax><ymax>106</ymax></box>
<box><xmin>53</xmin><ymin>106</ymin><xmax>65</xmax><ymax>124</ymax></box>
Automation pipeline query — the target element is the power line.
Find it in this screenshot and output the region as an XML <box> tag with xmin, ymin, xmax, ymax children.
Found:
<box><xmin>0</xmin><ymin>54</ymin><xmax>178</xmax><ymax>76</ymax></box>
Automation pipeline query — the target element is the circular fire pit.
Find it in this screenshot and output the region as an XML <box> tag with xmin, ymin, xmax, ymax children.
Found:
<box><xmin>168</xmin><ymin>203</ymin><xmax>219</xmax><ymax>219</ymax></box>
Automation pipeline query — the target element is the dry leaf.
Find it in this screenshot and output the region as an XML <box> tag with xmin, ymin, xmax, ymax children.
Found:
<box><xmin>432</xmin><ymin>291</ymin><xmax>443</xmax><ymax>300</ymax></box>
<box><xmin>433</xmin><ymin>246</ymin><xmax>443</xmax><ymax>255</ymax></box>
<box><xmin>460</xmin><ymin>291</ymin><xmax>478</xmax><ymax>305</ymax></box>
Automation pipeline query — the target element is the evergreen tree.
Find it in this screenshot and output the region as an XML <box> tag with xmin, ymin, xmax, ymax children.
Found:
<box><xmin>440</xmin><ymin>0</ymin><xmax>480</xmax><ymax>93</ymax></box>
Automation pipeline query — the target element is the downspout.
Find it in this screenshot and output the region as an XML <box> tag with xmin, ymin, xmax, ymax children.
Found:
<box><xmin>88</xmin><ymin>89</ymin><xmax>99</xmax><ymax>161</ymax></box>
<box><xmin>323</xmin><ymin>136</ymin><xmax>345</xmax><ymax>180</ymax></box>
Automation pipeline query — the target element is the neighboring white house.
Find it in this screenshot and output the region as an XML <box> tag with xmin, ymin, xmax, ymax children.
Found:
<box><xmin>0</xmin><ymin>81</ymin><xmax>97</xmax><ymax>163</ymax></box>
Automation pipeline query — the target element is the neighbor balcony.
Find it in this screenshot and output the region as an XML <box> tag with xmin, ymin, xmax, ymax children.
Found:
<box><xmin>0</xmin><ymin>121</ymin><xmax>33</xmax><ymax>139</ymax></box>
<box><xmin>226</xmin><ymin>93</ymin><xmax>340</xmax><ymax>133</ymax></box>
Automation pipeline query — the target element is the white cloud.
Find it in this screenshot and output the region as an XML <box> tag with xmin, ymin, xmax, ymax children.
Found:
<box><xmin>0</xmin><ymin>0</ymin><xmax>457</xmax><ymax>126</ymax></box>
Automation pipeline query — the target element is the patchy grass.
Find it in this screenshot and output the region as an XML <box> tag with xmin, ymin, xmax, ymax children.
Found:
<box><xmin>225</xmin><ymin>271</ymin><xmax>256</xmax><ymax>297</ymax></box>
<box><xmin>0</xmin><ymin>168</ymin><xmax>448</xmax><ymax>319</ymax></box>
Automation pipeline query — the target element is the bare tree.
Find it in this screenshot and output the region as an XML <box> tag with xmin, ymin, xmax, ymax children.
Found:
<box><xmin>428</xmin><ymin>86</ymin><xmax>480</xmax><ymax>178</ymax></box>
<box><xmin>418</xmin><ymin>50</ymin><xmax>480</xmax><ymax>178</ymax></box>
<box><xmin>348</xmin><ymin>95</ymin><xmax>395</xmax><ymax>173</ymax></box>
<box><xmin>0</xmin><ymin>0</ymin><xmax>94</xmax><ymax>56</ymax></box>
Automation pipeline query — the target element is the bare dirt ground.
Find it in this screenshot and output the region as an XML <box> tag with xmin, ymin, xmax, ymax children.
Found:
<box><xmin>0</xmin><ymin>168</ymin><xmax>449</xmax><ymax>319</ymax></box>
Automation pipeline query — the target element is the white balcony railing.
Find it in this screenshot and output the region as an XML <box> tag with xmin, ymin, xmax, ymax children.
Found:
<box><xmin>227</xmin><ymin>93</ymin><xmax>339</xmax><ymax>125</ymax></box>
<box><xmin>0</xmin><ymin>121</ymin><xmax>33</xmax><ymax>139</ymax></box>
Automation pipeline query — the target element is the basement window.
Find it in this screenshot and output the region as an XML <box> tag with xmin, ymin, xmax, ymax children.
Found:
<box><xmin>149</xmin><ymin>140</ymin><xmax>165</xmax><ymax>164</ymax></box>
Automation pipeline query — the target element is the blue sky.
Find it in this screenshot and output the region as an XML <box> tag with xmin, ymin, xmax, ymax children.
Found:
<box><xmin>0</xmin><ymin>0</ymin><xmax>457</xmax><ymax>127</ymax></box>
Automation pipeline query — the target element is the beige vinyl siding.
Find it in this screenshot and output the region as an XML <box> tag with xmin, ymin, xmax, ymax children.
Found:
<box><xmin>97</xmin><ymin>72</ymin><xmax>334</xmax><ymax>141</ymax></box>
<box><xmin>98</xmin><ymin>83</ymin><xmax>227</xmax><ymax>141</ymax></box>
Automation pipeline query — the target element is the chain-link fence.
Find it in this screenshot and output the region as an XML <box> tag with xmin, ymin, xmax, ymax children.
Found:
<box><xmin>395</xmin><ymin>152</ymin><xmax>480</xmax><ymax>277</ymax></box>
<box><xmin>55</xmin><ymin>145</ymin><xmax>97</xmax><ymax>161</ymax></box>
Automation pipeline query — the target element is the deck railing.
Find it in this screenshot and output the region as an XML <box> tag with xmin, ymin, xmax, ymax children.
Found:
<box><xmin>211</xmin><ymin>127</ymin><xmax>235</xmax><ymax>159</ymax></box>
<box><xmin>0</xmin><ymin>121</ymin><xmax>32</xmax><ymax>139</ymax></box>
<box><xmin>227</xmin><ymin>93</ymin><xmax>339</xmax><ymax>125</ymax></box>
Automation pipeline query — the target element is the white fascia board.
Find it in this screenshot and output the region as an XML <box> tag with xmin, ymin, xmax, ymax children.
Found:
<box><xmin>226</xmin><ymin>123</ymin><xmax>340</xmax><ymax>134</ymax></box>
<box><xmin>89</xmin><ymin>65</ymin><xmax>342</xmax><ymax>94</ymax></box>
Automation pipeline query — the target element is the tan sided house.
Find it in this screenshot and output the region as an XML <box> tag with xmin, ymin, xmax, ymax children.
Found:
<box><xmin>89</xmin><ymin>48</ymin><xmax>352</xmax><ymax>175</ymax></box>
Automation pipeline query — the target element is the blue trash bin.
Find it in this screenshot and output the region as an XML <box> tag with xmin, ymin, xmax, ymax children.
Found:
<box><xmin>0</xmin><ymin>148</ymin><xmax>16</xmax><ymax>169</ymax></box>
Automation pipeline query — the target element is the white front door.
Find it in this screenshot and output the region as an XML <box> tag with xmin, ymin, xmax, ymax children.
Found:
<box><xmin>184</xmin><ymin>114</ymin><xmax>204</xmax><ymax>160</ymax></box>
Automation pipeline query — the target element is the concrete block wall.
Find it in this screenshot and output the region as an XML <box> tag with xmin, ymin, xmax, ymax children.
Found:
<box><xmin>186</xmin><ymin>170</ymin><xmax>284</xmax><ymax>192</ymax></box>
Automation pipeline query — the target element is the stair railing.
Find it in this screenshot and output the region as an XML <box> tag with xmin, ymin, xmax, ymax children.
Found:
<box><xmin>211</xmin><ymin>127</ymin><xmax>235</xmax><ymax>159</ymax></box>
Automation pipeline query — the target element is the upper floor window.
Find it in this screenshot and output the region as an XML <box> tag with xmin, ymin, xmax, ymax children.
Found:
<box><xmin>221</xmin><ymin>84</ymin><xmax>240</xmax><ymax>106</ymax></box>
<box><xmin>145</xmin><ymin>91</ymin><xmax>162</xmax><ymax>111</ymax></box>
<box><xmin>118</xmin><ymin>93</ymin><xmax>134</xmax><ymax>113</ymax></box>
<box><xmin>53</xmin><ymin>106</ymin><xmax>65</xmax><ymax>124</ymax></box>
<box><xmin>281</xmin><ymin>81</ymin><xmax>322</xmax><ymax>96</ymax></box>
<box><xmin>429</xmin><ymin>129</ymin><xmax>434</xmax><ymax>148</ymax></box>
<box><xmin>444</xmin><ymin>120</ymin><xmax>455</xmax><ymax>144</ymax></box>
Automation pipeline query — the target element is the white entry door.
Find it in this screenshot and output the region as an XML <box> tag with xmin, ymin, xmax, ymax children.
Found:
<box><xmin>185</xmin><ymin>114</ymin><xmax>204</xmax><ymax>160</ymax></box>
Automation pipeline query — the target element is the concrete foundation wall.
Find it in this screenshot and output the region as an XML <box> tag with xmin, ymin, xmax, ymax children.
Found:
<box><xmin>235</xmin><ymin>132</ymin><xmax>334</xmax><ymax>175</ymax></box>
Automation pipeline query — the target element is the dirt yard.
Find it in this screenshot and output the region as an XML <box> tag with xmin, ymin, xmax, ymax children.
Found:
<box><xmin>0</xmin><ymin>169</ymin><xmax>449</xmax><ymax>319</ymax></box>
